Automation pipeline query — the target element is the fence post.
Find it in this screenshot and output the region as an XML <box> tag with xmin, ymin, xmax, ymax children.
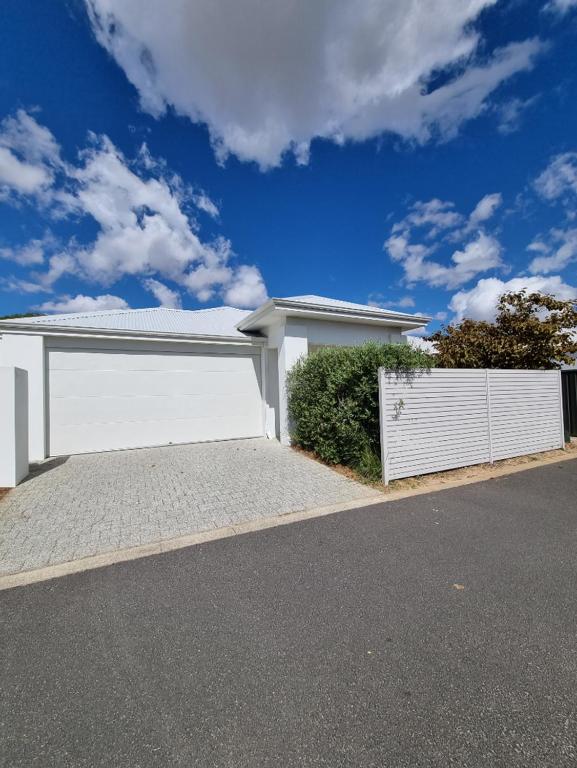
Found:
<box><xmin>379</xmin><ymin>369</ymin><xmax>390</xmax><ymax>486</ymax></box>
<box><xmin>558</xmin><ymin>369</ymin><xmax>566</xmax><ymax>449</ymax></box>
<box><xmin>485</xmin><ymin>369</ymin><xmax>494</xmax><ymax>464</ymax></box>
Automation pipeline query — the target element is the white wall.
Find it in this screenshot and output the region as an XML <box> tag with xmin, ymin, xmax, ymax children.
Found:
<box><xmin>0</xmin><ymin>367</ymin><xmax>29</xmax><ymax>487</ymax></box>
<box><xmin>379</xmin><ymin>368</ymin><xmax>564</xmax><ymax>484</ymax></box>
<box><xmin>274</xmin><ymin>321</ymin><xmax>308</xmax><ymax>444</ymax></box>
<box><xmin>0</xmin><ymin>334</ymin><xmax>45</xmax><ymax>462</ymax></box>
<box><xmin>306</xmin><ymin>318</ymin><xmax>405</xmax><ymax>347</ymax></box>
<box><xmin>265</xmin><ymin>348</ymin><xmax>280</xmax><ymax>438</ymax></box>
<box><xmin>267</xmin><ymin>318</ymin><xmax>409</xmax><ymax>445</ymax></box>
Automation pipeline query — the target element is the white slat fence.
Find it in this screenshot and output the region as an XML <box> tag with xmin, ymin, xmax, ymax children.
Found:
<box><xmin>379</xmin><ymin>368</ymin><xmax>564</xmax><ymax>485</ymax></box>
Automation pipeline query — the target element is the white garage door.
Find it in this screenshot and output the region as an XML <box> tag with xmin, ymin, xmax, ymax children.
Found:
<box><xmin>47</xmin><ymin>346</ymin><xmax>263</xmax><ymax>456</ymax></box>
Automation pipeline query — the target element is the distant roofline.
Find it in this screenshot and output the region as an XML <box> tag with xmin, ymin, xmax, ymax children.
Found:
<box><xmin>0</xmin><ymin>305</ymin><xmax>250</xmax><ymax>325</ymax></box>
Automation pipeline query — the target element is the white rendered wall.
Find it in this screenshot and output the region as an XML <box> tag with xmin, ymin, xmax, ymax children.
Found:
<box><xmin>276</xmin><ymin>321</ymin><xmax>309</xmax><ymax>445</ymax></box>
<box><xmin>306</xmin><ymin>319</ymin><xmax>405</xmax><ymax>347</ymax></box>
<box><xmin>264</xmin><ymin>348</ymin><xmax>280</xmax><ymax>438</ymax></box>
<box><xmin>268</xmin><ymin>319</ymin><xmax>409</xmax><ymax>445</ymax></box>
<box><xmin>0</xmin><ymin>334</ymin><xmax>45</xmax><ymax>461</ymax></box>
<box><xmin>0</xmin><ymin>367</ymin><xmax>29</xmax><ymax>487</ymax></box>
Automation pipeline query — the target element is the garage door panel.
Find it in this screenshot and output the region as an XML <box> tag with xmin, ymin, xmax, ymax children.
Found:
<box><xmin>48</xmin><ymin>347</ymin><xmax>263</xmax><ymax>455</ymax></box>
<box><xmin>50</xmin><ymin>391</ymin><xmax>263</xmax><ymax>427</ymax></box>
<box><xmin>49</xmin><ymin>350</ymin><xmax>258</xmax><ymax>373</ymax></box>
<box><xmin>50</xmin><ymin>414</ymin><xmax>261</xmax><ymax>456</ymax></box>
<box><xmin>49</xmin><ymin>367</ymin><xmax>260</xmax><ymax>399</ymax></box>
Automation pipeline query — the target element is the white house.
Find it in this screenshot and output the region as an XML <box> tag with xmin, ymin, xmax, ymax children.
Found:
<box><xmin>0</xmin><ymin>295</ymin><xmax>429</xmax><ymax>461</ymax></box>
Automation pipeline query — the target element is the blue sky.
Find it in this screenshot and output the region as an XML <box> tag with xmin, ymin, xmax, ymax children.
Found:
<box><xmin>0</xmin><ymin>0</ymin><xmax>577</xmax><ymax>332</ymax></box>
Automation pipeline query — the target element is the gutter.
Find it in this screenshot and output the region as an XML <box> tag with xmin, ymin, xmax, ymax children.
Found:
<box><xmin>0</xmin><ymin>322</ymin><xmax>265</xmax><ymax>346</ymax></box>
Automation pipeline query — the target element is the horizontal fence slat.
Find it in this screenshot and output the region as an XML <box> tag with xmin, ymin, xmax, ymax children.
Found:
<box><xmin>491</xmin><ymin>430</ymin><xmax>562</xmax><ymax>448</ymax></box>
<box><xmin>389</xmin><ymin>455</ymin><xmax>489</xmax><ymax>478</ymax></box>
<box><xmin>385</xmin><ymin>406</ymin><xmax>486</xmax><ymax>417</ymax></box>
<box><xmin>385</xmin><ymin>414</ymin><xmax>491</xmax><ymax>431</ymax></box>
<box><xmin>380</xmin><ymin>368</ymin><xmax>562</xmax><ymax>484</ymax></box>
<box><xmin>383</xmin><ymin>391</ymin><xmax>487</xmax><ymax>402</ymax></box>
<box><xmin>388</xmin><ymin>444</ymin><xmax>491</xmax><ymax>465</ymax></box>
<box><xmin>388</xmin><ymin>431</ymin><xmax>490</xmax><ymax>447</ymax></box>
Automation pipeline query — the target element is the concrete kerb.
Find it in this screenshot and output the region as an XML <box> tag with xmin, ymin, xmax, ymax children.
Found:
<box><xmin>1</xmin><ymin>449</ymin><xmax>575</xmax><ymax>592</ymax></box>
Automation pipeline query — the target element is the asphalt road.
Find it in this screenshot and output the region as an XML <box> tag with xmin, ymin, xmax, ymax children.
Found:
<box><xmin>2</xmin><ymin>459</ymin><xmax>577</xmax><ymax>767</ymax></box>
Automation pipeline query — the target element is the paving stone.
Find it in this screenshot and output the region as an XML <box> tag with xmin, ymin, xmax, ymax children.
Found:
<box><xmin>0</xmin><ymin>438</ymin><xmax>379</xmax><ymax>576</ymax></box>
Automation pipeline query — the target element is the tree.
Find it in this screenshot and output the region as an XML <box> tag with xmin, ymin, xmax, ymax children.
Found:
<box><xmin>429</xmin><ymin>291</ymin><xmax>577</xmax><ymax>369</ymax></box>
<box><xmin>0</xmin><ymin>312</ymin><xmax>44</xmax><ymax>320</ymax></box>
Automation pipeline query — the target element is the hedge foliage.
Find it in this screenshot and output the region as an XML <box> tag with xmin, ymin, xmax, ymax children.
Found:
<box><xmin>287</xmin><ymin>342</ymin><xmax>434</xmax><ymax>479</ymax></box>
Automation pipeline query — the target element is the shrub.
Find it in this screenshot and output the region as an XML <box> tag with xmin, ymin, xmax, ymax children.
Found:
<box><xmin>287</xmin><ymin>342</ymin><xmax>434</xmax><ymax>477</ymax></box>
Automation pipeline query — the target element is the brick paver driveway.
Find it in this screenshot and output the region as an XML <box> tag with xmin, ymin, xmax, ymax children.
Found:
<box><xmin>0</xmin><ymin>438</ymin><xmax>380</xmax><ymax>576</ymax></box>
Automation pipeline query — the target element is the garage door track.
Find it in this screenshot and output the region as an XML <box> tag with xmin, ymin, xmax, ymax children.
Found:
<box><xmin>0</xmin><ymin>439</ymin><xmax>380</xmax><ymax>576</ymax></box>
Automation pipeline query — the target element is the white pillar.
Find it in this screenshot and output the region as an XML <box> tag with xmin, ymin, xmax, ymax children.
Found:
<box><xmin>0</xmin><ymin>367</ymin><xmax>29</xmax><ymax>487</ymax></box>
<box><xmin>0</xmin><ymin>334</ymin><xmax>46</xmax><ymax>462</ymax></box>
<box><xmin>277</xmin><ymin>321</ymin><xmax>308</xmax><ymax>445</ymax></box>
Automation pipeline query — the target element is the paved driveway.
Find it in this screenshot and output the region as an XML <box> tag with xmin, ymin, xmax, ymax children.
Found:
<box><xmin>0</xmin><ymin>438</ymin><xmax>379</xmax><ymax>576</ymax></box>
<box><xmin>1</xmin><ymin>459</ymin><xmax>576</xmax><ymax>767</ymax></box>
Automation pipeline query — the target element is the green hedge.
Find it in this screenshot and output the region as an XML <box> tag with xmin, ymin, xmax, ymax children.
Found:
<box><xmin>287</xmin><ymin>342</ymin><xmax>434</xmax><ymax>480</ymax></box>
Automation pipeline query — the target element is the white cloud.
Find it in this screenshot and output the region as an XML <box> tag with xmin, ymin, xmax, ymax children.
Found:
<box><xmin>0</xmin><ymin>237</ymin><xmax>49</xmax><ymax>266</ymax></box>
<box><xmin>223</xmin><ymin>265</ymin><xmax>268</xmax><ymax>308</ymax></box>
<box><xmin>0</xmin><ymin>110</ymin><xmax>64</xmax><ymax>202</ymax></box>
<box><xmin>84</xmin><ymin>0</ymin><xmax>541</xmax><ymax>168</ymax></box>
<box><xmin>386</xmin><ymin>191</ymin><xmax>507</xmax><ymax>289</ymax></box>
<box><xmin>0</xmin><ymin>110</ymin><xmax>62</xmax><ymax>168</ymax></box>
<box><xmin>0</xmin><ymin>276</ymin><xmax>50</xmax><ymax>294</ymax></box>
<box><xmin>534</xmin><ymin>152</ymin><xmax>577</xmax><ymax>202</ymax></box>
<box><xmin>469</xmin><ymin>192</ymin><xmax>502</xmax><ymax>226</ymax></box>
<box><xmin>193</xmin><ymin>192</ymin><xmax>219</xmax><ymax>219</ymax></box>
<box><xmin>368</xmin><ymin>294</ymin><xmax>415</xmax><ymax>309</ymax></box>
<box><xmin>546</xmin><ymin>0</ymin><xmax>577</xmax><ymax>15</ymax></box>
<box><xmin>0</xmin><ymin>147</ymin><xmax>51</xmax><ymax>195</ymax></box>
<box><xmin>386</xmin><ymin>230</ymin><xmax>503</xmax><ymax>289</ymax></box>
<box><xmin>392</xmin><ymin>199</ymin><xmax>463</xmax><ymax>238</ymax></box>
<box><xmin>495</xmin><ymin>96</ymin><xmax>537</xmax><ymax>135</ymax></box>
<box><xmin>528</xmin><ymin>227</ymin><xmax>577</xmax><ymax>273</ymax></box>
<box><xmin>0</xmin><ymin>111</ymin><xmax>268</xmax><ymax>308</ymax></box>
<box><xmin>66</xmin><ymin>136</ymin><xmax>266</xmax><ymax>305</ymax></box>
<box><xmin>406</xmin><ymin>334</ymin><xmax>437</xmax><ymax>352</ymax></box>
<box><xmin>143</xmin><ymin>277</ymin><xmax>182</xmax><ymax>309</ymax></box>
<box><xmin>449</xmin><ymin>275</ymin><xmax>577</xmax><ymax>322</ymax></box>
<box><xmin>37</xmin><ymin>294</ymin><xmax>130</xmax><ymax>314</ymax></box>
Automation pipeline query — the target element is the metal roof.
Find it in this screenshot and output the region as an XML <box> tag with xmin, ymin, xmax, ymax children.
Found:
<box><xmin>238</xmin><ymin>294</ymin><xmax>431</xmax><ymax>332</ymax></box>
<box><xmin>283</xmin><ymin>295</ymin><xmax>421</xmax><ymax>318</ymax></box>
<box><xmin>0</xmin><ymin>306</ymin><xmax>252</xmax><ymax>339</ymax></box>
<box><xmin>0</xmin><ymin>295</ymin><xmax>430</xmax><ymax>338</ymax></box>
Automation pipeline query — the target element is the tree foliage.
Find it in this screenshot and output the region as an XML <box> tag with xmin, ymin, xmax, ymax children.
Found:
<box><xmin>429</xmin><ymin>291</ymin><xmax>577</xmax><ymax>369</ymax></box>
<box><xmin>0</xmin><ymin>312</ymin><xmax>44</xmax><ymax>320</ymax></box>
<box><xmin>287</xmin><ymin>342</ymin><xmax>434</xmax><ymax>476</ymax></box>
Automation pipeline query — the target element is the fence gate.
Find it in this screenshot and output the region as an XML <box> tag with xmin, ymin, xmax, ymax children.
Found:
<box><xmin>379</xmin><ymin>368</ymin><xmax>565</xmax><ymax>485</ymax></box>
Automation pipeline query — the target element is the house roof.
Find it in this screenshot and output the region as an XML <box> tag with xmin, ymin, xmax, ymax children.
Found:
<box><xmin>0</xmin><ymin>294</ymin><xmax>430</xmax><ymax>339</ymax></box>
<box><xmin>237</xmin><ymin>294</ymin><xmax>431</xmax><ymax>332</ymax></box>
<box><xmin>0</xmin><ymin>306</ymin><xmax>253</xmax><ymax>340</ymax></box>
<box><xmin>283</xmin><ymin>295</ymin><xmax>417</xmax><ymax>316</ymax></box>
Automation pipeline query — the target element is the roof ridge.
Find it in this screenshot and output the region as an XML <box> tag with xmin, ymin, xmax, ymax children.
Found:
<box><xmin>137</xmin><ymin>306</ymin><xmax>245</xmax><ymax>313</ymax></box>
<box><xmin>18</xmin><ymin>305</ymin><xmax>250</xmax><ymax>323</ymax></box>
